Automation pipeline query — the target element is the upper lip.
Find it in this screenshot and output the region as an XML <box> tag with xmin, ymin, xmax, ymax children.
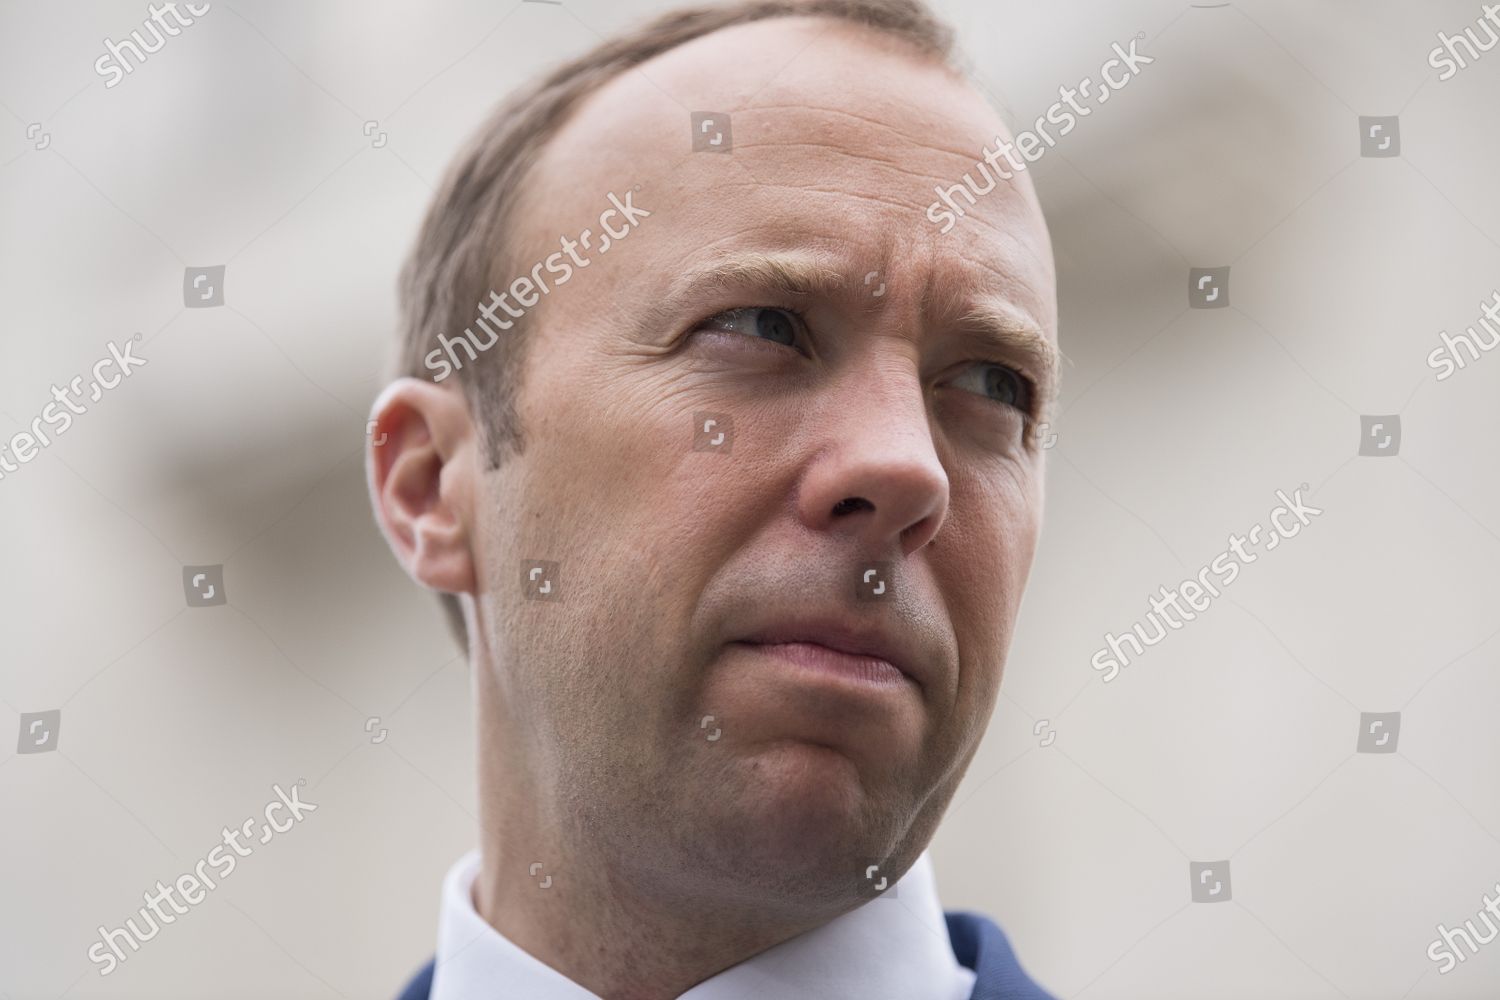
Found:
<box><xmin>734</xmin><ymin>616</ymin><xmax>925</xmax><ymax>687</ymax></box>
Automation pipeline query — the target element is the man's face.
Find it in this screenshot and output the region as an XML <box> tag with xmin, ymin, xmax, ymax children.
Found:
<box><xmin>471</xmin><ymin>16</ymin><xmax>1056</xmax><ymax>903</ymax></box>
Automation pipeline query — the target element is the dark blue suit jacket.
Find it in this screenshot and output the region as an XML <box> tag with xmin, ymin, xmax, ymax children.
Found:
<box><xmin>396</xmin><ymin>909</ymin><xmax>1055</xmax><ymax>999</ymax></box>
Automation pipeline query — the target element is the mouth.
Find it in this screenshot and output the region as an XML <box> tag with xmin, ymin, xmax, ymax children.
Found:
<box><xmin>733</xmin><ymin>640</ymin><xmax>909</xmax><ymax>687</ymax></box>
<box><xmin>731</xmin><ymin>620</ymin><xmax>920</xmax><ymax>690</ymax></box>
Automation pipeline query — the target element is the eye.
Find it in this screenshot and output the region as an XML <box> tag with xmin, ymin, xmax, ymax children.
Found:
<box><xmin>949</xmin><ymin>362</ymin><xmax>1034</xmax><ymax>414</ymax></box>
<box><xmin>696</xmin><ymin>306</ymin><xmax>805</xmax><ymax>353</ymax></box>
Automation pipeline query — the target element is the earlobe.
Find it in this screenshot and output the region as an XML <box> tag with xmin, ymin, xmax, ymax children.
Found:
<box><xmin>366</xmin><ymin>378</ymin><xmax>478</xmax><ymax>596</ymax></box>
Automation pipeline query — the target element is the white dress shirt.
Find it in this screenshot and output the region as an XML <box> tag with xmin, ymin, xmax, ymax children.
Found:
<box><xmin>428</xmin><ymin>848</ymin><xmax>977</xmax><ymax>1000</ymax></box>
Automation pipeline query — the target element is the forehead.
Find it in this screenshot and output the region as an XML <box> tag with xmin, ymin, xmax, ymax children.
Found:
<box><xmin>514</xmin><ymin>15</ymin><xmax>1055</xmax><ymax>333</ymax></box>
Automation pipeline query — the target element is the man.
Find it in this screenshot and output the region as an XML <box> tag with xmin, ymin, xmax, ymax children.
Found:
<box><xmin>369</xmin><ymin>0</ymin><xmax>1060</xmax><ymax>996</ymax></box>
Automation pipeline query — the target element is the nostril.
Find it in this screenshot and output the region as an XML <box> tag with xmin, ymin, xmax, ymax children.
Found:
<box><xmin>831</xmin><ymin>497</ymin><xmax>871</xmax><ymax>517</ymax></box>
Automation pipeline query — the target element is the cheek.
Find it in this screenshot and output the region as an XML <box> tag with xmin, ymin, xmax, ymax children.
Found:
<box><xmin>989</xmin><ymin>484</ymin><xmax>1043</xmax><ymax>627</ymax></box>
<box><xmin>952</xmin><ymin>448</ymin><xmax>1040</xmax><ymax>570</ymax></box>
<box><xmin>513</xmin><ymin>360</ymin><xmax>768</xmax><ymax>626</ymax></box>
<box><xmin>944</xmin><ymin>465</ymin><xmax>1043</xmax><ymax>687</ymax></box>
<box><xmin>569</xmin><ymin>355</ymin><xmax>793</xmax><ymax>543</ymax></box>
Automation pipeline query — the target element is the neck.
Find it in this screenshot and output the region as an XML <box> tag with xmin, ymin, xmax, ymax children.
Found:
<box><xmin>470</xmin><ymin>838</ymin><xmax>830</xmax><ymax>999</ymax></box>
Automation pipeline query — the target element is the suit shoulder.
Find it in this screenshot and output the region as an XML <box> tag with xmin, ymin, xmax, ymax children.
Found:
<box><xmin>394</xmin><ymin>957</ymin><xmax>435</xmax><ymax>1000</ymax></box>
<box><xmin>944</xmin><ymin>909</ymin><xmax>1057</xmax><ymax>1000</ymax></box>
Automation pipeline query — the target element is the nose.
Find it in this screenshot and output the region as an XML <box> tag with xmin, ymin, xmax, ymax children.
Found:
<box><xmin>795</xmin><ymin>355</ymin><xmax>949</xmax><ymax>556</ymax></box>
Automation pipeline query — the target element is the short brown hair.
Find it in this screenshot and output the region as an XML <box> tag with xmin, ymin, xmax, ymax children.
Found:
<box><xmin>394</xmin><ymin>0</ymin><xmax>957</xmax><ymax>651</ymax></box>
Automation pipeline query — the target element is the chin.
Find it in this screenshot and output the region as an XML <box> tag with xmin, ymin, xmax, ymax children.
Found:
<box><xmin>699</xmin><ymin>741</ymin><xmax>906</xmax><ymax>896</ymax></box>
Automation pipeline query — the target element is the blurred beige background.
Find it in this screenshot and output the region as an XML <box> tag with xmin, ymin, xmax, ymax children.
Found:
<box><xmin>2</xmin><ymin>0</ymin><xmax>1499</xmax><ymax>997</ymax></box>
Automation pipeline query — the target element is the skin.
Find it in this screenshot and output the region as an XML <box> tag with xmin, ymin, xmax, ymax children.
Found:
<box><xmin>369</xmin><ymin>15</ymin><xmax>1057</xmax><ymax>1000</ymax></box>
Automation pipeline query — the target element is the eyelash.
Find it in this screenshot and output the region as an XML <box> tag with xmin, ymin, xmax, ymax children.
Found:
<box><xmin>698</xmin><ymin>305</ymin><xmax>1039</xmax><ymax>420</ymax></box>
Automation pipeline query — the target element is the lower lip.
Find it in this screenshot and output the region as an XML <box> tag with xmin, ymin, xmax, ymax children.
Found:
<box><xmin>735</xmin><ymin>641</ymin><xmax>910</xmax><ymax>687</ymax></box>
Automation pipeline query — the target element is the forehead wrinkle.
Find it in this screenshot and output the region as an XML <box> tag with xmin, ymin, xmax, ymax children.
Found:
<box><xmin>721</xmin><ymin>103</ymin><xmax>1013</xmax><ymax>195</ymax></box>
<box><xmin>732</xmin><ymin>137</ymin><xmax>918</xmax><ymax>173</ymax></box>
<box><xmin>736</xmin><ymin>102</ymin><xmax>974</xmax><ymax>152</ymax></box>
<box><xmin>680</xmin><ymin>165</ymin><xmax>943</xmax><ymax>217</ymax></box>
<box><xmin>941</xmin><ymin>208</ymin><xmax>1053</xmax><ymax>279</ymax></box>
<box><xmin>743</xmin><ymin>94</ymin><xmax>1005</xmax><ymax>144</ymax></box>
<box><xmin>719</xmin><ymin>178</ymin><xmax>944</xmax><ymax>216</ymax></box>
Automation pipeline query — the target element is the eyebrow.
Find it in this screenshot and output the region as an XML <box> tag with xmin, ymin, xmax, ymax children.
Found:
<box><xmin>663</xmin><ymin>249</ymin><xmax>849</xmax><ymax>301</ymax></box>
<box><xmin>645</xmin><ymin>249</ymin><xmax>1059</xmax><ymax>406</ymax></box>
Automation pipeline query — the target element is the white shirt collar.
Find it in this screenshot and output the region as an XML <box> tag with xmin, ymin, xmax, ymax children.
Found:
<box><xmin>429</xmin><ymin>848</ymin><xmax>976</xmax><ymax>1000</ymax></box>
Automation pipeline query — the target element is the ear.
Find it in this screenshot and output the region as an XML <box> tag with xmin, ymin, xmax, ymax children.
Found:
<box><xmin>366</xmin><ymin>377</ymin><xmax>478</xmax><ymax>596</ymax></box>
